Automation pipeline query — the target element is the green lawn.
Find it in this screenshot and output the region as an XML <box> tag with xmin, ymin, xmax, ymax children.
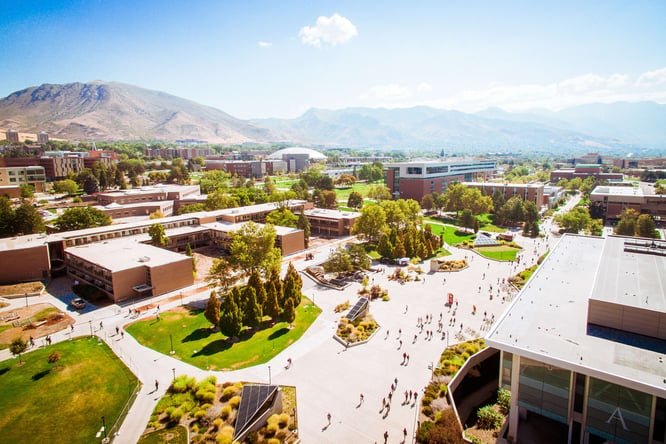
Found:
<box><xmin>0</xmin><ymin>337</ymin><xmax>138</xmax><ymax>444</ymax></box>
<box><xmin>426</xmin><ymin>223</ymin><xmax>476</xmax><ymax>246</ymax></box>
<box><xmin>334</xmin><ymin>182</ymin><xmax>379</xmax><ymax>202</ymax></box>
<box><xmin>126</xmin><ymin>298</ymin><xmax>321</xmax><ymax>371</ymax></box>
<box><xmin>475</xmin><ymin>245</ymin><xmax>520</xmax><ymax>261</ymax></box>
<box><xmin>138</xmin><ymin>425</ymin><xmax>188</xmax><ymax>444</ymax></box>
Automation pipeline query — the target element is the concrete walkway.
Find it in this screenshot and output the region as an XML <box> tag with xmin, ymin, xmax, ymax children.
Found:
<box><xmin>1</xmin><ymin>216</ymin><xmax>562</xmax><ymax>444</ymax></box>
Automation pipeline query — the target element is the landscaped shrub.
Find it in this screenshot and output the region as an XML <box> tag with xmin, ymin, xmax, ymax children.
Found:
<box><xmin>265</xmin><ymin>423</ymin><xmax>279</xmax><ymax>436</ymax></box>
<box><xmin>477</xmin><ymin>405</ymin><xmax>503</xmax><ymax>430</ymax></box>
<box><xmin>196</xmin><ymin>389</ymin><xmax>216</xmax><ymax>403</ymax></box>
<box><xmin>267</xmin><ymin>438</ymin><xmax>280</xmax><ymax>444</ymax></box>
<box><xmin>229</xmin><ymin>395</ymin><xmax>241</xmax><ymax>409</ymax></box>
<box><xmin>169</xmin><ymin>407</ymin><xmax>184</xmax><ymax>423</ymax></box>
<box><xmin>194</xmin><ymin>409</ymin><xmax>207</xmax><ymax>419</ymax></box>
<box><xmin>171</xmin><ymin>375</ymin><xmax>195</xmax><ymax>393</ymax></box>
<box><xmin>220</xmin><ymin>405</ymin><xmax>232</xmax><ymax>420</ymax></box>
<box><xmin>334</xmin><ymin>300</ymin><xmax>350</xmax><ymax>313</ymax></box>
<box><xmin>278</xmin><ymin>413</ymin><xmax>290</xmax><ymax>427</ymax></box>
<box><xmin>416</xmin><ymin>421</ymin><xmax>434</xmax><ymax>442</ymax></box>
<box><xmin>221</xmin><ymin>386</ymin><xmax>237</xmax><ymax>401</ymax></box>
<box><xmin>422</xmin><ymin>405</ymin><xmax>432</xmax><ymax>416</ymax></box>
<box><xmin>213</xmin><ymin>418</ymin><xmax>222</xmax><ymax>430</ymax></box>
<box><xmin>497</xmin><ymin>388</ymin><xmax>511</xmax><ymax>413</ymax></box>
<box><xmin>48</xmin><ymin>351</ymin><xmax>61</xmax><ymax>363</ymax></box>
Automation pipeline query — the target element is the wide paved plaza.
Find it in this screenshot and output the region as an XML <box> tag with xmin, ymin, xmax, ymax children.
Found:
<box><xmin>0</xmin><ymin>227</ymin><xmax>556</xmax><ymax>443</ymax></box>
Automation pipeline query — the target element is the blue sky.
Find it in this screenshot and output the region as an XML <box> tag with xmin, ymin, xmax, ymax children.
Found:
<box><xmin>1</xmin><ymin>0</ymin><xmax>665</xmax><ymax>119</ymax></box>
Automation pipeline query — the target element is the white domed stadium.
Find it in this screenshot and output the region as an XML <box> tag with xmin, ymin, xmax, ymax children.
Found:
<box><xmin>266</xmin><ymin>146</ymin><xmax>327</xmax><ymax>160</ymax></box>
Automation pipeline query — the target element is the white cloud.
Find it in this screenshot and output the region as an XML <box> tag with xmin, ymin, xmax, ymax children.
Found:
<box><xmin>636</xmin><ymin>67</ymin><xmax>666</xmax><ymax>86</ymax></box>
<box><xmin>424</xmin><ymin>68</ymin><xmax>666</xmax><ymax>112</ymax></box>
<box><xmin>360</xmin><ymin>84</ymin><xmax>412</xmax><ymax>102</ymax></box>
<box><xmin>258</xmin><ymin>41</ymin><xmax>272</xmax><ymax>48</ymax></box>
<box><xmin>299</xmin><ymin>13</ymin><xmax>358</xmax><ymax>47</ymax></box>
<box><xmin>417</xmin><ymin>82</ymin><xmax>432</xmax><ymax>93</ymax></box>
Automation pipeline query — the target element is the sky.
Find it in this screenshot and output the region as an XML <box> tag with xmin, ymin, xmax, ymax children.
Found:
<box><xmin>1</xmin><ymin>0</ymin><xmax>666</xmax><ymax>119</ymax></box>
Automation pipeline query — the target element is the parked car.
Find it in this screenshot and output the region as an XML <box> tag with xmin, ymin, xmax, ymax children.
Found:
<box><xmin>70</xmin><ymin>298</ymin><xmax>87</xmax><ymax>309</ymax></box>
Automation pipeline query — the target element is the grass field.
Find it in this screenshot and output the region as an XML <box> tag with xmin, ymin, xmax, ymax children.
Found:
<box><xmin>0</xmin><ymin>337</ymin><xmax>138</xmax><ymax>444</ymax></box>
<box><xmin>426</xmin><ymin>223</ymin><xmax>476</xmax><ymax>246</ymax></box>
<box><xmin>334</xmin><ymin>182</ymin><xmax>379</xmax><ymax>202</ymax></box>
<box><xmin>475</xmin><ymin>245</ymin><xmax>520</xmax><ymax>261</ymax></box>
<box><xmin>126</xmin><ymin>298</ymin><xmax>321</xmax><ymax>371</ymax></box>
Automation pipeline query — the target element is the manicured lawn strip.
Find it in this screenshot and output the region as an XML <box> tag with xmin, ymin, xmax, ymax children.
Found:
<box><xmin>0</xmin><ymin>337</ymin><xmax>138</xmax><ymax>444</ymax></box>
<box><xmin>426</xmin><ymin>224</ymin><xmax>476</xmax><ymax>246</ymax></box>
<box><xmin>138</xmin><ymin>425</ymin><xmax>188</xmax><ymax>444</ymax></box>
<box><xmin>334</xmin><ymin>182</ymin><xmax>378</xmax><ymax>201</ymax></box>
<box><xmin>478</xmin><ymin>223</ymin><xmax>505</xmax><ymax>233</ymax></box>
<box><xmin>126</xmin><ymin>298</ymin><xmax>321</xmax><ymax>371</ymax></box>
<box><xmin>475</xmin><ymin>246</ymin><xmax>520</xmax><ymax>261</ymax></box>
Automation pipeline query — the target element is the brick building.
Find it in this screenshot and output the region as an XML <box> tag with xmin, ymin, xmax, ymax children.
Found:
<box><xmin>384</xmin><ymin>160</ymin><xmax>497</xmax><ymax>201</ymax></box>
<box><xmin>462</xmin><ymin>182</ymin><xmax>545</xmax><ymax>207</ymax></box>
<box><xmin>550</xmin><ymin>165</ymin><xmax>623</xmax><ymax>183</ymax></box>
<box><xmin>590</xmin><ymin>186</ymin><xmax>666</xmax><ymax>221</ymax></box>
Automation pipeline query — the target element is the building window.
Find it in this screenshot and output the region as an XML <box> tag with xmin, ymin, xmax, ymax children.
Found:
<box><xmin>586</xmin><ymin>377</ymin><xmax>652</xmax><ymax>443</ymax></box>
<box><xmin>518</xmin><ymin>357</ymin><xmax>571</xmax><ymax>423</ymax></box>
<box><xmin>407</xmin><ymin>167</ymin><xmax>422</xmax><ymax>175</ymax></box>
<box><xmin>501</xmin><ymin>351</ymin><xmax>513</xmax><ymax>389</ymax></box>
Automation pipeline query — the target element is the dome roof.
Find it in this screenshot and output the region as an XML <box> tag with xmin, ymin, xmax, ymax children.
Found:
<box><xmin>266</xmin><ymin>147</ymin><xmax>327</xmax><ymax>160</ymax></box>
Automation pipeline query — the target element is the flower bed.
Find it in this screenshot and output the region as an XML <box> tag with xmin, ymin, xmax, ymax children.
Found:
<box><xmin>145</xmin><ymin>375</ymin><xmax>298</xmax><ymax>444</ymax></box>
<box><xmin>335</xmin><ymin>314</ymin><xmax>378</xmax><ymax>344</ymax></box>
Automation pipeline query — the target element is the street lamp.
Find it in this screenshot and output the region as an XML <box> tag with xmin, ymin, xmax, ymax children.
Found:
<box><xmin>172</xmin><ymin>368</ymin><xmax>176</xmax><ymax>381</ymax></box>
<box><xmin>97</xmin><ymin>416</ymin><xmax>108</xmax><ymax>442</ymax></box>
<box><xmin>268</xmin><ymin>365</ymin><xmax>272</xmax><ymax>385</ymax></box>
<box><xmin>24</xmin><ymin>292</ymin><xmax>28</xmax><ymax>308</ymax></box>
<box><xmin>89</xmin><ymin>320</ymin><xmax>93</xmax><ymax>338</ymax></box>
<box><xmin>169</xmin><ymin>334</ymin><xmax>175</xmax><ymax>355</ymax></box>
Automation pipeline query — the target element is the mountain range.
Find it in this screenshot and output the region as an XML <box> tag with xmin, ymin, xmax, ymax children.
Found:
<box><xmin>1</xmin><ymin>81</ymin><xmax>665</xmax><ymax>154</ymax></box>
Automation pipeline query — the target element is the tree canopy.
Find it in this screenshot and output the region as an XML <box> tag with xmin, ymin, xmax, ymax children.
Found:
<box><xmin>54</xmin><ymin>206</ymin><xmax>111</xmax><ymax>232</ymax></box>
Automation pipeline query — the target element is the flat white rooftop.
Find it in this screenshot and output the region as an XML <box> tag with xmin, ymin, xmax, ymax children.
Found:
<box><xmin>486</xmin><ymin>234</ymin><xmax>666</xmax><ymax>398</ymax></box>
<box><xmin>591</xmin><ymin>185</ymin><xmax>644</xmax><ymax>197</ymax></box>
<box><xmin>65</xmin><ymin>239</ymin><xmax>189</xmax><ymax>272</ymax></box>
<box><xmin>304</xmin><ymin>208</ymin><xmax>360</xmax><ymax>220</ymax></box>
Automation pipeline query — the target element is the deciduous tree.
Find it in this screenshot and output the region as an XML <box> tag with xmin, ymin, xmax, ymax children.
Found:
<box><xmin>204</xmin><ymin>291</ymin><xmax>221</xmax><ymax>327</ymax></box>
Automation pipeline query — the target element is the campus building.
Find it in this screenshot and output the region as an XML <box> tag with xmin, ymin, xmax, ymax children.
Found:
<box><xmin>486</xmin><ymin>234</ymin><xmax>666</xmax><ymax>444</ymax></box>
<box><xmin>65</xmin><ymin>240</ymin><xmax>193</xmax><ymax>302</ymax></box>
<box><xmin>0</xmin><ymin>200</ymin><xmax>336</xmax><ymax>287</ymax></box>
<box><xmin>0</xmin><ymin>166</ymin><xmax>46</xmax><ymax>193</ymax></box>
<box><xmin>303</xmin><ymin>208</ymin><xmax>360</xmax><ymax>237</ymax></box>
<box><xmin>1</xmin><ymin>155</ymin><xmax>85</xmax><ymax>180</ymax></box>
<box><xmin>550</xmin><ymin>165</ymin><xmax>623</xmax><ymax>183</ymax></box>
<box><xmin>204</xmin><ymin>159</ymin><xmax>287</xmax><ymax>178</ymax></box>
<box><xmin>462</xmin><ymin>182</ymin><xmax>545</xmax><ymax>207</ymax></box>
<box><xmin>590</xmin><ymin>186</ymin><xmax>666</xmax><ymax>222</ymax></box>
<box><xmin>383</xmin><ymin>159</ymin><xmax>497</xmax><ymax>201</ymax></box>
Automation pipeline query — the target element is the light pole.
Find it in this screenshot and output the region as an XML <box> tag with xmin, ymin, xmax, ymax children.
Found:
<box><xmin>172</xmin><ymin>368</ymin><xmax>176</xmax><ymax>381</ymax></box>
<box><xmin>100</xmin><ymin>416</ymin><xmax>108</xmax><ymax>442</ymax></box>
<box><xmin>180</xmin><ymin>291</ymin><xmax>183</xmax><ymax>306</ymax></box>
<box><xmin>268</xmin><ymin>365</ymin><xmax>272</xmax><ymax>385</ymax></box>
<box><xmin>24</xmin><ymin>293</ymin><xmax>28</xmax><ymax>308</ymax></box>
<box><xmin>169</xmin><ymin>334</ymin><xmax>175</xmax><ymax>355</ymax></box>
<box><xmin>89</xmin><ymin>320</ymin><xmax>93</xmax><ymax>338</ymax></box>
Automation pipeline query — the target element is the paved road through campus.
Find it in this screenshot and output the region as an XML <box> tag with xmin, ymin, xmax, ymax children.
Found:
<box><xmin>1</xmin><ymin>219</ymin><xmax>560</xmax><ymax>444</ymax></box>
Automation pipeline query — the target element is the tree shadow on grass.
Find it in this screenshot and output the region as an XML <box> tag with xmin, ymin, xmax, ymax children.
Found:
<box><xmin>31</xmin><ymin>369</ymin><xmax>51</xmax><ymax>381</ymax></box>
<box><xmin>182</xmin><ymin>327</ymin><xmax>215</xmax><ymax>343</ymax></box>
<box><xmin>193</xmin><ymin>339</ymin><xmax>232</xmax><ymax>356</ymax></box>
<box><xmin>268</xmin><ymin>328</ymin><xmax>290</xmax><ymax>341</ymax></box>
<box><xmin>0</xmin><ymin>367</ymin><xmax>9</xmax><ymax>376</ymax></box>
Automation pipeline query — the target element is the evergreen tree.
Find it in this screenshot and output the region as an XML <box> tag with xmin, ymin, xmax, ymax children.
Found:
<box><xmin>377</xmin><ymin>234</ymin><xmax>393</xmax><ymax>259</ymax></box>
<box><xmin>297</xmin><ymin>210</ymin><xmax>311</xmax><ymax>248</ymax></box>
<box><xmin>393</xmin><ymin>237</ymin><xmax>406</xmax><ymax>258</ymax></box>
<box><xmin>269</xmin><ymin>267</ymin><xmax>284</xmax><ymax>306</ymax></box>
<box><xmin>264</xmin><ymin>279</ymin><xmax>281</xmax><ymax>319</ymax></box>
<box><xmin>282</xmin><ymin>263</ymin><xmax>302</xmax><ymax>306</ymax></box>
<box><xmin>247</xmin><ymin>270</ymin><xmax>267</xmax><ymax>308</ymax></box>
<box><xmin>242</xmin><ymin>286</ymin><xmax>262</xmax><ymax>327</ymax></box>
<box><xmin>282</xmin><ymin>297</ymin><xmax>296</xmax><ymax>324</ymax></box>
<box><xmin>185</xmin><ymin>244</ymin><xmax>197</xmax><ymax>276</ymax></box>
<box><xmin>219</xmin><ymin>287</ymin><xmax>242</xmax><ymax>338</ymax></box>
<box><xmin>204</xmin><ymin>291</ymin><xmax>221</xmax><ymax>327</ymax></box>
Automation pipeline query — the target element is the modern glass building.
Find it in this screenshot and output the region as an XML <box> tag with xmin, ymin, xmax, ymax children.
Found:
<box><xmin>487</xmin><ymin>235</ymin><xmax>666</xmax><ymax>444</ymax></box>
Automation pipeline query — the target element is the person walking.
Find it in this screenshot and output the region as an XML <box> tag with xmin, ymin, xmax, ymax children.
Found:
<box><xmin>155</xmin><ymin>380</ymin><xmax>159</xmax><ymax>391</ymax></box>
<box><xmin>327</xmin><ymin>412</ymin><xmax>331</xmax><ymax>424</ymax></box>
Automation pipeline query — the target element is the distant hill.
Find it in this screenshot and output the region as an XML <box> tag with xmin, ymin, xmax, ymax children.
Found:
<box><xmin>0</xmin><ymin>81</ymin><xmax>284</xmax><ymax>143</ymax></box>
<box><xmin>255</xmin><ymin>103</ymin><xmax>666</xmax><ymax>153</ymax></box>
<box><xmin>1</xmin><ymin>81</ymin><xmax>664</xmax><ymax>153</ymax></box>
